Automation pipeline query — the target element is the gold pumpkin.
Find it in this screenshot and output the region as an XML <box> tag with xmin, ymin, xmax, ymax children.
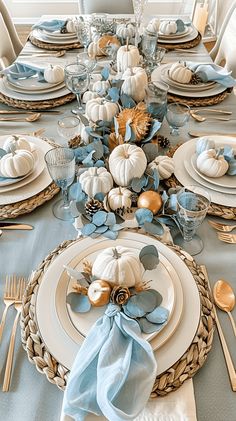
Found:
<box><xmin>137</xmin><ymin>191</ymin><xmax>162</xmax><ymax>215</ymax></box>
<box><xmin>87</xmin><ymin>280</ymin><xmax>111</xmax><ymax>307</ymax></box>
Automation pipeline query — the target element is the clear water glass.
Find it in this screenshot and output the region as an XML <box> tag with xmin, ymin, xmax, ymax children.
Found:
<box><xmin>77</xmin><ymin>52</ymin><xmax>97</xmax><ymax>74</ymax></box>
<box><xmin>174</xmin><ymin>186</ymin><xmax>211</xmax><ymax>255</ymax></box>
<box><xmin>64</xmin><ymin>63</ymin><xmax>89</xmax><ymax>114</ymax></box>
<box><xmin>145</xmin><ymin>81</ymin><xmax>169</xmax><ymax>122</ymax></box>
<box><xmin>76</xmin><ymin>18</ymin><xmax>91</xmax><ymax>50</ymax></box>
<box><xmin>142</xmin><ymin>32</ymin><xmax>158</xmax><ymax>65</ymax></box>
<box><xmin>152</xmin><ymin>47</ymin><xmax>166</xmax><ymax>67</ymax></box>
<box><xmin>45</xmin><ymin>148</ymin><xmax>75</xmax><ymax>221</ymax></box>
<box><xmin>166</xmin><ymin>102</ymin><xmax>190</xmax><ymax>136</ymax></box>
<box><xmin>57</xmin><ymin>116</ymin><xmax>80</xmax><ymax>146</ymax></box>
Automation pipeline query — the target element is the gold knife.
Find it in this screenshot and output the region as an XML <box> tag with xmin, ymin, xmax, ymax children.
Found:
<box><xmin>189</xmin><ymin>131</ymin><xmax>236</xmax><ymax>138</ymax></box>
<box><xmin>0</xmin><ymin>223</ymin><xmax>33</xmax><ymax>230</ymax></box>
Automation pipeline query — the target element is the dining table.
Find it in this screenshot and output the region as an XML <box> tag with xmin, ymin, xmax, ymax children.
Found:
<box><xmin>0</xmin><ymin>13</ymin><xmax>236</xmax><ymax>421</ymax></box>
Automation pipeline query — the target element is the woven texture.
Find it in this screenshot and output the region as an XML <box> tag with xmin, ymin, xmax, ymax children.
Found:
<box><xmin>158</xmin><ymin>33</ymin><xmax>201</xmax><ymax>50</ymax></box>
<box><xmin>20</xmin><ymin>238</ymin><xmax>214</xmax><ymax>394</ymax></box>
<box><xmin>0</xmin><ymin>91</ymin><xmax>75</xmax><ymax>110</ymax></box>
<box><xmin>29</xmin><ymin>34</ymin><xmax>81</xmax><ymax>50</ymax></box>
<box><xmin>167</xmin><ymin>90</ymin><xmax>230</xmax><ymax>107</ymax></box>
<box><xmin>166</xmin><ymin>145</ymin><xmax>236</xmax><ymax>220</ymax></box>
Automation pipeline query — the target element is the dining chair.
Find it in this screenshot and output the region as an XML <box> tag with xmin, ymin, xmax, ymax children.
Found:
<box><xmin>210</xmin><ymin>0</ymin><xmax>236</xmax><ymax>77</ymax></box>
<box><xmin>0</xmin><ymin>0</ymin><xmax>23</xmax><ymax>56</ymax></box>
<box><xmin>0</xmin><ymin>13</ymin><xmax>16</xmax><ymax>70</ymax></box>
<box><xmin>78</xmin><ymin>0</ymin><xmax>134</xmax><ymax>14</ymax></box>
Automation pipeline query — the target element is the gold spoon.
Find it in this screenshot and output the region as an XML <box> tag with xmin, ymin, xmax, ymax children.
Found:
<box><xmin>190</xmin><ymin>111</ymin><xmax>230</xmax><ymax>122</ymax></box>
<box><xmin>0</xmin><ymin>113</ymin><xmax>41</xmax><ymax>122</ymax></box>
<box><xmin>213</xmin><ymin>280</ymin><xmax>236</xmax><ymax>336</ymax></box>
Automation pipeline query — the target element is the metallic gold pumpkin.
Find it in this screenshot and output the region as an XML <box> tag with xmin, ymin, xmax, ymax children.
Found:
<box><xmin>87</xmin><ymin>280</ymin><xmax>111</xmax><ymax>307</ymax></box>
<box><xmin>137</xmin><ymin>191</ymin><xmax>162</xmax><ymax>215</ymax></box>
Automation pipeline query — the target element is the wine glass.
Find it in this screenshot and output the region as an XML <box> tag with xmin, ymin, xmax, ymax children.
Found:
<box><xmin>142</xmin><ymin>32</ymin><xmax>157</xmax><ymax>71</ymax></box>
<box><xmin>166</xmin><ymin>102</ymin><xmax>190</xmax><ymax>136</ymax></box>
<box><xmin>77</xmin><ymin>52</ymin><xmax>97</xmax><ymax>74</ymax></box>
<box><xmin>152</xmin><ymin>47</ymin><xmax>166</xmax><ymax>68</ymax></box>
<box><xmin>64</xmin><ymin>63</ymin><xmax>90</xmax><ymax>115</ymax></box>
<box><xmin>133</xmin><ymin>0</ymin><xmax>148</xmax><ymax>46</ymax></box>
<box><xmin>57</xmin><ymin>116</ymin><xmax>80</xmax><ymax>146</ymax></box>
<box><xmin>174</xmin><ymin>186</ymin><xmax>211</xmax><ymax>255</ymax></box>
<box><xmin>145</xmin><ymin>81</ymin><xmax>169</xmax><ymax>123</ymax></box>
<box><xmin>75</xmin><ymin>18</ymin><xmax>91</xmax><ymax>51</ymax></box>
<box><xmin>45</xmin><ymin>148</ymin><xmax>75</xmax><ymax>221</ymax></box>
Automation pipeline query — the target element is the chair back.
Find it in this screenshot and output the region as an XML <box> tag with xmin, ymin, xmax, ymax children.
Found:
<box><xmin>78</xmin><ymin>0</ymin><xmax>134</xmax><ymax>14</ymax></box>
<box><xmin>0</xmin><ymin>0</ymin><xmax>23</xmax><ymax>56</ymax></box>
<box><xmin>0</xmin><ymin>13</ymin><xmax>16</xmax><ymax>69</ymax></box>
<box><xmin>210</xmin><ymin>0</ymin><xmax>236</xmax><ymax>77</ymax></box>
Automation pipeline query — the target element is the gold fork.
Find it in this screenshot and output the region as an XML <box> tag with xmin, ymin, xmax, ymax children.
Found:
<box><xmin>2</xmin><ymin>277</ymin><xmax>26</xmax><ymax>392</ymax></box>
<box><xmin>0</xmin><ymin>276</ymin><xmax>18</xmax><ymax>343</ymax></box>
<box><xmin>209</xmin><ymin>220</ymin><xmax>236</xmax><ymax>232</ymax></box>
<box><xmin>217</xmin><ymin>233</ymin><xmax>236</xmax><ymax>244</ymax></box>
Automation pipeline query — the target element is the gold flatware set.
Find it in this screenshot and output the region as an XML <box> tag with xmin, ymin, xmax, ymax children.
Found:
<box><xmin>208</xmin><ymin>220</ymin><xmax>236</xmax><ymax>243</ymax></box>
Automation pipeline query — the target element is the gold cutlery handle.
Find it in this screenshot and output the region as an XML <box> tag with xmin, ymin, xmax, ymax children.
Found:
<box><xmin>2</xmin><ymin>309</ymin><xmax>21</xmax><ymax>392</ymax></box>
<box><xmin>0</xmin><ymin>303</ymin><xmax>12</xmax><ymax>343</ymax></box>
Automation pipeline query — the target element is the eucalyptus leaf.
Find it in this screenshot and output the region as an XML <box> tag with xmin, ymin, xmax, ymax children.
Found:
<box><xmin>176</xmin><ymin>19</ymin><xmax>185</xmax><ymax>33</ymax></box>
<box><xmin>146</xmin><ymin>306</ymin><xmax>169</xmax><ymax>324</ymax></box>
<box><xmin>63</xmin><ymin>265</ymin><xmax>89</xmax><ymax>287</ymax></box>
<box><xmin>135</xmin><ymin>208</ymin><xmax>153</xmax><ymax>226</ymax></box>
<box><xmin>131</xmin><ymin>176</ymin><xmax>147</xmax><ymax>193</ymax></box>
<box><xmin>108</xmin><ymin>87</ymin><xmax>120</xmax><ymax>102</ymax></box>
<box><xmin>76</xmin><ymin>199</ymin><xmax>86</xmax><ymax>214</ymax></box>
<box><xmin>81</xmin><ymin>223</ymin><xmax>97</xmax><ymax>236</ymax></box>
<box><xmin>66</xmin><ymin>292</ymin><xmax>91</xmax><ymax>313</ymax></box>
<box><xmin>110</xmin><ymin>223</ymin><xmax>123</xmax><ymax>231</ymax></box>
<box><xmin>139</xmin><ymin>245</ymin><xmax>159</xmax><ymax>270</ymax></box>
<box><xmin>126</xmin><ymin>290</ymin><xmax>158</xmax><ymax>314</ymax></box>
<box><xmin>101</xmin><ymin>66</ymin><xmax>110</xmax><ymax>81</ymax></box>
<box><xmin>143</xmin><ymin>220</ymin><xmax>164</xmax><ymax>237</ymax></box>
<box><xmin>138</xmin><ymin>317</ymin><xmax>164</xmax><ymax>334</ymax></box>
<box><xmin>151</xmin><ymin>168</ymin><xmax>160</xmax><ymax>191</ymax></box>
<box><xmin>0</xmin><ymin>148</ymin><xmax>7</xmax><ymax>158</ymax></box>
<box><xmin>94</xmin><ymin>159</ymin><xmax>105</xmax><ymax>167</ymax></box>
<box><xmin>105</xmin><ymin>212</ymin><xmax>116</xmax><ymax>226</ymax></box>
<box><xmin>123</xmin><ymin>300</ymin><xmax>146</xmax><ymax>318</ymax></box>
<box><xmin>97</xmin><ymin>120</ymin><xmax>112</xmax><ymax>128</ymax></box>
<box><xmin>92</xmin><ymin>140</ymin><xmax>104</xmax><ymax>160</ymax></box>
<box><xmin>103</xmin><ymin>229</ymin><xmax>118</xmax><ymax>239</ymax></box>
<box><xmin>94</xmin><ymin>192</ymin><xmax>105</xmax><ymax>201</ymax></box>
<box><xmin>92</xmin><ymin>210</ymin><xmax>108</xmax><ymax>226</ymax></box>
<box><xmin>120</xmin><ymin>93</ymin><xmax>136</xmax><ymax>109</ymax></box>
<box><xmin>142</xmin><ymin>120</ymin><xmax>161</xmax><ymax>143</ymax></box>
<box><xmin>227</xmin><ymin>159</ymin><xmax>236</xmax><ymax>175</ymax></box>
<box><xmin>142</xmin><ymin>143</ymin><xmax>159</xmax><ymax>163</ymax></box>
<box><xmin>223</xmin><ymin>146</ymin><xmax>235</xmax><ymax>162</ymax></box>
<box><xmin>95</xmin><ymin>225</ymin><xmax>109</xmax><ymax>234</ymax></box>
<box><xmin>69</xmin><ymin>182</ymin><xmax>85</xmax><ymax>201</ymax></box>
<box><xmin>82</xmin><ymin>150</ymin><xmax>95</xmax><ymax>166</ymax></box>
<box><xmin>124</xmin><ymin>121</ymin><xmax>132</xmax><ymax>142</ymax></box>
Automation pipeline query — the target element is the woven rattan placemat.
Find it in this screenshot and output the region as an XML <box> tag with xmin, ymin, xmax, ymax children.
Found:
<box><xmin>0</xmin><ymin>91</ymin><xmax>75</xmax><ymax>110</ymax></box>
<box><xmin>158</xmin><ymin>32</ymin><xmax>201</xmax><ymax>51</ymax></box>
<box><xmin>29</xmin><ymin>33</ymin><xmax>81</xmax><ymax>50</ymax></box>
<box><xmin>21</xmin><ymin>237</ymin><xmax>214</xmax><ymax>394</ymax></box>
<box><xmin>166</xmin><ymin>144</ymin><xmax>236</xmax><ymax>220</ymax></box>
<box><xmin>167</xmin><ymin>89</ymin><xmax>230</xmax><ymax>107</ymax></box>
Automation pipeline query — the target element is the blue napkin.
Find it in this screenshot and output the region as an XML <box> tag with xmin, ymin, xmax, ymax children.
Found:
<box><xmin>1</xmin><ymin>62</ymin><xmax>46</xmax><ymax>82</ymax></box>
<box><xmin>186</xmin><ymin>62</ymin><xmax>236</xmax><ymax>88</ymax></box>
<box><xmin>32</xmin><ymin>19</ymin><xmax>67</xmax><ymax>32</ymax></box>
<box><xmin>62</xmin><ymin>303</ymin><xmax>157</xmax><ymax>421</ymax></box>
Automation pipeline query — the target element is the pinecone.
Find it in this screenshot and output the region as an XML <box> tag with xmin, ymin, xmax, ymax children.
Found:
<box><xmin>190</xmin><ymin>73</ymin><xmax>203</xmax><ymax>85</ymax></box>
<box><xmin>85</xmin><ymin>199</ymin><xmax>104</xmax><ymax>217</ymax></box>
<box><xmin>68</xmin><ymin>135</ymin><xmax>81</xmax><ymax>148</ymax></box>
<box><xmin>157</xmin><ymin>135</ymin><xmax>170</xmax><ymax>149</ymax></box>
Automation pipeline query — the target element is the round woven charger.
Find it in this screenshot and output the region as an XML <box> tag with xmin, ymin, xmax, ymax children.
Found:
<box><xmin>29</xmin><ymin>33</ymin><xmax>81</xmax><ymax>51</ymax></box>
<box><xmin>20</xmin><ymin>237</ymin><xmax>214</xmax><ymax>394</ymax></box>
<box><xmin>158</xmin><ymin>32</ymin><xmax>201</xmax><ymax>50</ymax></box>
<box><xmin>166</xmin><ymin>144</ymin><xmax>236</xmax><ymax>220</ymax></box>
<box><xmin>0</xmin><ymin>137</ymin><xmax>60</xmax><ymax>219</ymax></box>
<box><xmin>0</xmin><ymin>91</ymin><xmax>75</xmax><ymax>110</ymax></box>
<box><xmin>167</xmin><ymin>89</ymin><xmax>230</xmax><ymax>107</ymax></box>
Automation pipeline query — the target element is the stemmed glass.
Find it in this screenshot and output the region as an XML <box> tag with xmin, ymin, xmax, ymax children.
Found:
<box><xmin>76</xmin><ymin>18</ymin><xmax>91</xmax><ymax>51</ymax></box>
<box><xmin>133</xmin><ymin>0</ymin><xmax>148</xmax><ymax>46</ymax></box>
<box><xmin>57</xmin><ymin>116</ymin><xmax>80</xmax><ymax>146</ymax></box>
<box><xmin>77</xmin><ymin>52</ymin><xmax>97</xmax><ymax>74</ymax></box>
<box><xmin>45</xmin><ymin>148</ymin><xmax>75</xmax><ymax>221</ymax></box>
<box><xmin>145</xmin><ymin>81</ymin><xmax>169</xmax><ymax>123</ymax></box>
<box><xmin>166</xmin><ymin>102</ymin><xmax>190</xmax><ymax>136</ymax></box>
<box><xmin>142</xmin><ymin>32</ymin><xmax>158</xmax><ymax>72</ymax></box>
<box><xmin>64</xmin><ymin>63</ymin><xmax>90</xmax><ymax>115</ymax></box>
<box><xmin>174</xmin><ymin>186</ymin><xmax>211</xmax><ymax>255</ymax></box>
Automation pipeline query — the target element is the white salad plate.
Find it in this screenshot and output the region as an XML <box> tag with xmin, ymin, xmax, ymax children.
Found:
<box><xmin>32</xmin><ymin>29</ymin><xmax>78</xmax><ymax>45</ymax></box>
<box><xmin>6</xmin><ymin>79</ymin><xmax>65</xmax><ymax>95</ymax></box>
<box><xmin>161</xmin><ymin>67</ymin><xmax>216</xmax><ymax>92</ymax></box>
<box><xmin>60</xmin><ymin>239</ymin><xmax>180</xmax><ymax>347</ymax></box>
<box><xmin>158</xmin><ymin>26</ymin><xmax>190</xmax><ymax>39</ymax></box>
<box><xmin>152</xmin><ymin>64</ymin><xmax>226</xmax><ymax>97</ymax></box>
<box><xmin>42</xmin><ymin>29</ymin><xmax>77</xmax><ymax>39</ymax></box>
<box><xmin>0</xmin><ymin>78</ymin><xmax>69</xmax><ymax>101</ymax></box>
<box><xmin>7</xmin><ymin>74</ymin><xmax>63</xmax><ymax>92</ymax></box>
<box><xmin>173</xmin><ymin>136</ymin><xmax>236</xmax><ymax>207</ymax></box>
<box><xmin>158</xmin><ymin>26</ymin><xmax>198</xmax><ymax>44</ymax></box>
<box><xmin>191</xmin><ymin>153</ymin><xmax>236</xmax><ymax>189</ymax></box>
<box><xmin>36</xmin><ymin>232</ymin><xmax>200</xmax><ymax>376</ymax></box>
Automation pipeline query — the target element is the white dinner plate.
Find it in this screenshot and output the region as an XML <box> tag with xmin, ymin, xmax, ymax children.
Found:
<box><xmin>0</xmin><ymin>78</ymin><xmax>70</xmax><ymax>101</ymax></box>
<box><xmin>161</xmin><ymin>66</ymin><xmax>216</xmax><ymax>92</ymax></box>
<box><xmin>6</xmin><ymin>78</ymin><xmax>65</xmax><ymax>95</ymax></box>
<box><xmin>42</xmin><ymin>29</ymin><xmax>77</xmax><ymax>39</ymax></box>
<box><xmin>35</xmin><ymin>232</ymin><xmax>200</xmax><ymax>376</ymax></box>
<box><xmin>59</xmin><ymin>239</ymin><xmax>180</xmax><ymax>347</ymax></box>
<box><xmin>158</xmin><ymin>26</ymin><xmax>198</xmax><ymax>44</ymax></box>
<box><xmin>173</xmin><ymin>137</ymin><xmax>236</xmax><ymax>207</ymax></box>
<box><xmin>7</xmin><ymin>74</ymin><xmax>63</xmax><ymax>92</ymax></box>
<box><xmin>191</xmin><ymin>153</ymin><xmax>236</xmax><ymax>189</ymax></box>
<box><xmin>152</xmin><ymin>64</ymin><xmax>227</xmax><ymax>98</ymax></box>
<box><xmin>158</xmin><ymin>26</ymin><xmax>190</xmax><ymax>39</ymax></box>
<box><xmin>32</xmin><ymin>29</ymin><xmax>78</xmax><ymax>45</ymax></box>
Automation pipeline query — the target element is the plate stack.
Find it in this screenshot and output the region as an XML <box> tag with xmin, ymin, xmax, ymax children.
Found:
<box><xmin>32</xmin><ymin>27</ymin><xmax>78</xmax><ymax>46</ymax></box>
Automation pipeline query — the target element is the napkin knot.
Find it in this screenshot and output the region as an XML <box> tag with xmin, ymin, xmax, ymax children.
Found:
<box><xmin>105</xmin><ymin>302</ymin><xmax>121</xmax><ymax>317</ymax></box>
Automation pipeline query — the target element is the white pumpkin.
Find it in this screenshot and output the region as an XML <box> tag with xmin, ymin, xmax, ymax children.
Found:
<box><xmin>109</xmin><ymin>144</ymin><xmax>147</xmax><ymax>187</ymax></box>
<box><xmin>116</xmin><ymin>45</ymin><xmax>140</xmax><ymax>73</ymax></box>
<box><xmin>196</xmin><ymin>149</ymin><xmax>229</xmax><ymax>178</ymax></box>
<box><xmin>159</xmin><ymin>20</ymin><xmax>177</xmax><ymax>35</ymax></box>
<box><xmin>88</xmin><ymin>41</ymin><xmax>103</xmax><ymax>58</ymax></box>
<box><xmin>121</xmin><ymin>67</ymin><xmax>148</xmax><ymax>102</ymax></box>
<box><xmin>92</xmin><ymin>80</ymin><xmax>110</xmax><ymax>94</ymax></box>
<box><xmin>44</xmin><ymin>65</ymin><xmax>64</xmax><ymax>84</ymax></box>
<box><xmin>80</xmin><ymin>125</ymin><xmax>90</xmax><ymax>144</ymax></box>
<box><xmin>82</xmin><ymin>90</ymin><xmax>99</xmax><ymax>103</ymax></box>
<box><xmin>116</xmin><ymin>23</ymin><xmax>136</xmax><ymax>39</ymax></box>
<box><xmin>3</xmin><ymin>135</ymin><xmax>31</xmax><ymax>153</ymax></box>
<box><xmin>86</xmin><ymin>98</ymin><xmax>119</xmax><ymax>123</ymax></box>
<box><xmin>0</xmin><ymin>150</ymin><xmax>34</xmax><ymax>178</ymax></box>
<box><xmin>108</xmin><ymin>187</ymin><xmax>132</xmax><ymax>211</ymax></box>
<box><xmin>66</xmin><ymin>19</ymin><xmax>76</xmax><ymax>33</ymax></box>
<box><xmin>146</xmin><ymin>18</ymin><xmax>160</xmax><ymax>34</ymax></box>
<box><xmin>196</xmin><ymin>137</ymin><xmax>216</xmax><ymax>155</ymax></box>
<box><xmin>79</xmin><ymin>166</ymin><xmax>113</xmax><ymax>197</ymax></box>
<box><xmin>148</xmin><ymin>156</ymin><xmax>175</xmax><ymax>180</ymax></box>
<box><xmin>169</xmin><ymin>62</ymin><xmax>193</xmax><ymax>84</ymax></box>
<box><xmin>92</xmin><ymin>246</ymin><xmax>143</xmax><ymax>287</ymax></box>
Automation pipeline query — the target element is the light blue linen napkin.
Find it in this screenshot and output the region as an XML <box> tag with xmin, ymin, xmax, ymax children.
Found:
<box><xmin>186</xmin><ymin>62</ymin><xmax>236</xmax><ymax>88</ymax></box>
<box><xmin>62</xmin><ymin>303</ymin><xmax>157</xmax><ymax>421</ymax></box>
<box><xmin>32</xmin><ymin>19</ymin><xmax>67</xmax><ymax>32</ymax></box>
<box><xmin>1</xmin><ymin>62</ymin><xmax>46</xmax><ymax>82</ymax></box>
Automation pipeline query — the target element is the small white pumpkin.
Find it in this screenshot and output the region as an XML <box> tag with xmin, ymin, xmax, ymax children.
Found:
<box><xmin>109</xmin><ymin>144</ymin><xmax>147</xmax><ymax>187</ymax></box>
<box><xmin>87</xmin><ymin>280</ymin><xmax>111</xmax><ymax>307</ymax></box>
<box><xmin>0</xmin><ymin>150</ymin><xmax>34</xmax><ymax>178</ymax></box>
<box><xmin>148</xmin><ymin>156</ymin><xmax>175</xmax><ymax>180</ymax></box>
<box><xmin>66</xmin><ymin>19</ymin><xmax>76</xmax><ymax>33</ymax></box>
<box><xmin>116</xmin><ymin>45</ymin><xmax>140</xmax><ymax>73</ymax></box>
<box><xmin>92</xmin><ymin>246</ymin><xmax>143</xmax><ymax>287</ymax></box>
<box><xmin>116</xmin><ymin>23</ymin><xmax>136</xmax><ymax>39</ymax></box>
<box><xmin>44</xmin><ymin>65</ymin><xmax>64</xmax><ymax>84</ymax></box>
<box><xmin>108</xmin><ymin>187</ymin><xmax>132</xmax><ymax>211</ymax></box>
<box><xmin>159</xmin><ymin>20</ymin><xmax>177</xmax><ymax>35</ymax></box>
<box><xmin>121</xmin><ymin>67</ymin><xmax>148</xmax><ymax>102</ymax></box>
<box><xmin>196</xmin><ymin>149</ymin><xmax>229</xmax><ymax>178</ymax></box>
<box><xmin>82</xmin><ymin>90</ymin><xmax>99</xmax><ymax>103</ymax></box>
<box><xmin>79</xmin><ymin>166</ymin><xmax>113</xmax><ymax>197</ymax></box>
<box><xmin>196</xmin><ymin>137</ymin><xmax>216</xmax><ymax>155</ymax></box>
<box><xmin>169</xmin><ymin>62</ymin><xmax>193</xmax><ymax>84</ymax></box>
<box><xmin>88</xmin><ymin>41</ymin><xmax>103</xmax><ymax>58</ymax></box>
<box><xmin>92</xmin><ymin>80</ymin><xmax>110</xmax><ymax>94</ymax></box>
<box><xmin>86</xmin><ymin>98</ymin><xmax>119</xmax><ymax>123</ymax></box>
<box><xmin>3</xmin><ymin>135</ymin><xmax>31</xmax><ymax>153</ymax></box>
<box><xmin>146</xmin><ymin>18</ymin><xmax>160</xmax><ymax>34</ymax></box>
